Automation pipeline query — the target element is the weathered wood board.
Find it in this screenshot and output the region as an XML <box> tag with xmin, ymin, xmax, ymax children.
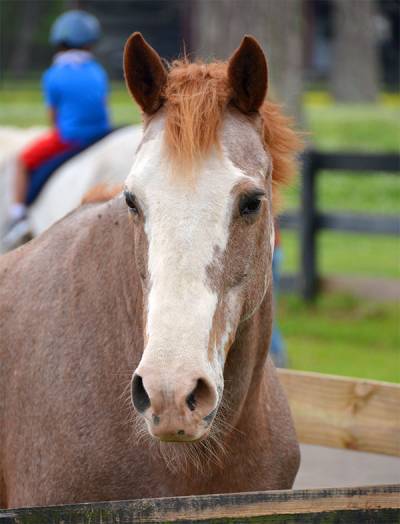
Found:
<box><xmin>278</xmin><ymin>369</ymin><xmax>400</xmax><ymax>456</ymax></box>
<box><xmin>0</xmin><ymin>484</ymin><xmax>399</xmax><ymax>523</ymax></box>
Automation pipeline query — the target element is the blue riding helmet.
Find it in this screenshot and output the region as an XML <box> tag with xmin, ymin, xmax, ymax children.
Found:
<box><xmin>49</xmin><ymin>10</ymin><xmax>101</xmax><ymax>48</ymax></box>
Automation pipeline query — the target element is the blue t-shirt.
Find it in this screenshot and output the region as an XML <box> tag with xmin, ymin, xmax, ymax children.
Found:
<box><xmin>42</xmin><ymin>52</ymin><xmax>111</xmax><ymax>143</ymax></box>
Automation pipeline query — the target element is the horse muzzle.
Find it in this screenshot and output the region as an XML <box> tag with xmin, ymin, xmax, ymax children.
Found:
<box><xmin>131</xmin><ymin>367</ymin><xmax>219</xmax><ymax>442</ymax></box>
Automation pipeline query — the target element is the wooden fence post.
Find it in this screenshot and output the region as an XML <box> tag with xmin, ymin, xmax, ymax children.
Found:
<box><xmin>300</xmin><ymin>150</ymin><xmax>317</xmax><ymax>300</ymax></box>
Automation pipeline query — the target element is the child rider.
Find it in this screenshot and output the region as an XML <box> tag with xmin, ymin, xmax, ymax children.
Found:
<box><xmin>3</xmin><ymin>9</ymin><xmax>112</xmax><ymax>250</ymax></box>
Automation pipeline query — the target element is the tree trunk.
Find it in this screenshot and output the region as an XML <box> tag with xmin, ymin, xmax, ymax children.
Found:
<box><xmin>193</xmin><ymin>0</ymin><xmax>304</xmax><ymax>124</ymax></box>
<box><xmin>331</xmin><ymin>0</ymin><xmax>379</xmax><ymax>103</ymax></box>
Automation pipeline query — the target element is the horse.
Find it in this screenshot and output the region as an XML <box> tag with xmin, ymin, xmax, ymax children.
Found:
<box><xmin>0</xmin><ymin>33</ymin><xmax>303</xmax><ymax>508</ymax></box>
<box><xmin>0</xmin><ymin>125</ymin><xmax>142</xmax><ymax>253</ymax></box>
<box><xmin>0</xmin><ymin>127</ymin><xmax>44</xmax><ymax>163</ymax></box>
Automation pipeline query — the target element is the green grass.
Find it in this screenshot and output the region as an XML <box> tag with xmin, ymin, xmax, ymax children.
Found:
<box><xmin>281</xmin><ymin>230</ymin><xmax>399</xmax><ymax>279</ymax></box>
<box><xmin>307</xmin><ymin>104</ymin><xmax>400</xmax><ymax>152</ymax></box>
<box><xmin>280</xmin><ymin>293</ymin><xmax>399</xmax><ymax>383</ymax></box>
<box><xmin>279</xmin><ymin>100</ymin><xmax>400</xmax><ymax>282</ymax></box>
<box><xmin>1</xmin><ymin>83</ymin><xmax>399</xmax><ymax>382</ymax></box>
<box><xmin>0</xmin><ymin>82</ymin><xmax>141</xmax><ymax>127</ymax></box>
<box><xmin>282</xmin><ymin>171</ymin><xmax>400</xmax><ymax>215</ymax></box>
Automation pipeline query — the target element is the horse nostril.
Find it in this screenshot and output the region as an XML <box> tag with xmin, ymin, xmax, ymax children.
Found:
<box><xmin>186</xmin><ymin>392</ymin><xmax>196</xmax><ymax>411</ymax></box>
<box><xmin>131</xmin><ymin>374</ymin><xmax>150</xmax><ymax>413</ymax></box>
<box><xmin>186</xmin><ymin>378</ymin><xmax>215</xmax><ymax>413</ymax></box>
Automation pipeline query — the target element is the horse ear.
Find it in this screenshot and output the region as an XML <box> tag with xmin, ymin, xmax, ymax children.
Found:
<box><xmin>228</xmin><ymin>35</ymin><xmax>268</xmax><ymax>114</ymax></box>
<box><xmin>123</xmin><ymin>32</ymin><xmax>167</xmax><ymax>114</ymax></box>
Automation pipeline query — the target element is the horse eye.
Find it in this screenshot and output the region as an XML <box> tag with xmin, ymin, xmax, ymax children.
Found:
<box><xmin>239</xmin><ymin>194</ymin><xmax>263</xmax><ymax>216</ymax></box>
<box><xmin>124</xmin><ymin>191</ymin><xmax>139</xmax><ymax>214</ymax></box>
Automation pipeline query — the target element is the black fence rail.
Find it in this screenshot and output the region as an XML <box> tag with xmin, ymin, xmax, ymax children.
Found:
<box><xmin>279</xmin><ymin>150</ymin><xmax>400</xmax><ymax>300</ymax></box>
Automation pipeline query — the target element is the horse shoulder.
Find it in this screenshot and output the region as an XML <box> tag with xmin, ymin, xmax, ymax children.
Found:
<box><xmin>0</xmin><ymin>198</ymin><xmax>147</xmax><ymax>506</ymax></box>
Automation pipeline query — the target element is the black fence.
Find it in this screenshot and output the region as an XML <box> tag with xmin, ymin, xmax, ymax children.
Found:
<box><xmin>279</xmin><ymin>150</ymin><xmax>400</xmax><ymax>300</ymax></box>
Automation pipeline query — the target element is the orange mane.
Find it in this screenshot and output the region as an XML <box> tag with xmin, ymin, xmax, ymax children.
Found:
<box><xmin>84</xmin><ymin>60</ymin><xmax>303</xmax><ymax>209</ymax></box>
<box><xmin>163</xmin><ymin>61</ymin><xmax>228</xmax><ymax>172</ymax></box>
<box><xmin>81</xmin><ymin>184</ymin><xmax>123</xmax><ymax>205</ymax></box>
<box><xmin>164</xmin><ymin>60</ymin><xmax>303</xmax><ymax>206</ymax></box>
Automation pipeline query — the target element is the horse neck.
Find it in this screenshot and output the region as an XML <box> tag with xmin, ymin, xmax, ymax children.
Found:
<box><xmin>222</xmin><ymin>287</ymin><xmax>273</xmax><ymax>430</ymax></box>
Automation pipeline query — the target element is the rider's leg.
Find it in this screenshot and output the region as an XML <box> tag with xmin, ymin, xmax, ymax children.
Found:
<box><xmin>3</xmin><ymin>130</ymin><xmax>75</xmax><ymax>250</ymax></box>
<box><xmin>14</xmin><ymin>157</ymin><xmax>29</xmax><ymax>205</ymax></box>
<box><xmin>269</xmin><ymin>246</ymin><xmax>288</xmax><ymax>368</ymax></box>
<box><xmin>8</xmin><ymin>158</ymin><xmax>29</xmax><ymax>222</ymax></box>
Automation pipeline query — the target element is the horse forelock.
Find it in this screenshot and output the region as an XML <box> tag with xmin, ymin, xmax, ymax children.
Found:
<box><xmin>163</xmin><ymin>61</ymin><xmax>229</xmax><ymax>174</ymax></box>
<box><xmin>162</xmin><ymin>60</ymin><xmax>303</xmax><ymax>209</ymax></box>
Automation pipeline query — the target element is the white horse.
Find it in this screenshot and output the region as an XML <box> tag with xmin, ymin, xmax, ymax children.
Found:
<box><xmin>0</xmin><ymin>125</ymin><xmax>142</xmax><ymax>253</ymax></box>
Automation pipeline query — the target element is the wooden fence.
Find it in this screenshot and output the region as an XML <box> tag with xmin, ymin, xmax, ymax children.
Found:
<box><xmin>279</xmin><ymin>150</ymin><xmax>400</xmax><ymax>300</ymax></box>
<box><xmin>1</xmin><ymin>370</ymin><xmax>399</xmax><ymax>523</ymax></box>
<box><xmin>1</xmin><ymin>484</ymin><xmax>399</xmax><ymax>523</ymax></box>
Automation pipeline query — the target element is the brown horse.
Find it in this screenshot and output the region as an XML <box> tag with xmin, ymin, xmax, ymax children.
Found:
<box><xmin>0</xmin><ymin>34</ymin><xmax>302</xmax><ymax>508</ymax></box>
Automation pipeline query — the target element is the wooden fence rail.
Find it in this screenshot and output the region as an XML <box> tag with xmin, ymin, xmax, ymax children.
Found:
<box><xmin>279</xmin><ymin>150</ymin><xmax>400</xmax><ymax>300</ymax></box>
<box><xmin>1</xmin><ymin>484</ymin><xmax>399</xmax><ymax>523</ymax></box>
<box><xmin>278</xmin><ymin>369</ymin><xmax>400</xmax><ymax>456</ymax></box>
<box><xmin>1</xmin><ymin>371</ymin><xmax>399</xmax><ymax>522</ymax></box>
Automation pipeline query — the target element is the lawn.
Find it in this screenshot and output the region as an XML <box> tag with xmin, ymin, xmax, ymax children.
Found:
<box><xmin>1</xmin><ymin>83</ymin><xmax>399</xmax><ymax>382</ymax></box>
<box><xmin>283</xmin><ymin>100</ymin><xmax>399</xmax><ymax>383</ymax></box>
<box><xmin>280</xmin><ymin>99</ymin><xmax>400</xmax><ymax>281</ymax></box>
<box><xmin>279</xmin><ymin>292</ymin><xmax>399</xmax><ymax>383</ymax></box>
<box><xmin>0</xmin><ymin>82</ymin><xmax>142</xmax><ymax>127</ymax></box>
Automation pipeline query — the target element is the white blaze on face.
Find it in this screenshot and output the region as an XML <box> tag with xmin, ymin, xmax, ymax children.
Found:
<box><xmin>125</xmin><ymin>129</ymin><xmax>246</xmax><ymax>385</ymax></box>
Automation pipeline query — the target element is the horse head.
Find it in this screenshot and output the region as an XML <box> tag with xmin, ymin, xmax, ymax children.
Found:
<box><xmin>123</xmin><ymin>33</ymin><xmax>301</xmax><ymax>447</ymax></box>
